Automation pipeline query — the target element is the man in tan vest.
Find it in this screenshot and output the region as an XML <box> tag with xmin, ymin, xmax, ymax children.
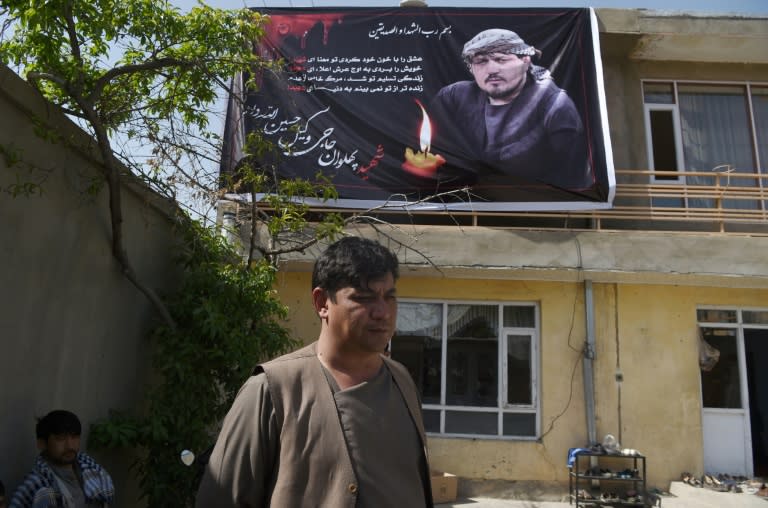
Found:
<box><xmin>196</xmin><ymin>236</ymin><xmax>433</xmax><ymax>508</ymax></box>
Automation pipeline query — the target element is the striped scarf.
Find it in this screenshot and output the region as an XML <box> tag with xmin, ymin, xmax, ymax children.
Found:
<box><xmin>9</xmin><ymin>453</ymin><xmax>114</xmax><ymax>508</ymax></box>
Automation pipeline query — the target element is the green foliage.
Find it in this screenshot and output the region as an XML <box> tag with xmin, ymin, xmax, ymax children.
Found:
<box><xmin>1</xmin><ymin>0</ymin><xmax>266</xmax><ymax>130</ymax></box>
<box><xmin>0</xmin><ymin>142</ymin><xmax>49</xmax><ymax>197</ymax></box>
<box><xmin>264</xmin><ymin>174</ymin><xmax>340</xmax><ymax>236</ymax></box>
<box><xmin>1</xmin><ymin>4</ymin><xmax>349</xmax><ymax>503</ymax></box>
<box><xmin>229</xmin><ymin>132</ymin><xmax>347</xmax><ymax>258</ymax></box>
<box><xmin>89</xmin><ymin>218</ymin><xmax>297</xmax><ymax>508</ymax></box>
<box><xmin>0</xmin><ymin>0</ymin><xmax>274</xmax><ymax>216</ymax></box>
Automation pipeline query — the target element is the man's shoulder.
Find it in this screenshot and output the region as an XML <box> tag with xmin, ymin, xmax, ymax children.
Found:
<box><xmin>537</xmin><ymin>75</ymin><xmax>565</xmax><ymax>91</ymax></box>
<box><xmin>254</xmin><ymin>342</ymin><xmax>318</xmax><ymax>383</ymax></box>
<box><xmin>9</xmin><ymin>466</ymin><xmax>51</xmax><ymax>508</ymax></box>
<box><xmin>15</xmin><ymin>467</ymin><xmax>47</xmax><ymax>486</ymax></box>
<box><xmin>528</xmin><ymin>76</ymin><xmax>569</xmax><ymax>100</ymax></box>
<box><xmin>260</xmin><ymin>342</ymin><xmax>316</xmax><ymax>368</ymax></box>
<box><xmin>77</xmin><ymin>452</ymin><xmax>109</xmax><ymax>473</ymax></box>
<box><xmin>438</xmin><ymin>80</ymin><xmax>474</xmax><ymax>92</ymax></box>
<box><xmin>435</xmin><ymin>80</ymin><xmax>479</xmax><ymax>100</ymax></box>
<box><xmin>23</xmin><ymin>456</ymin><xmax>51</xmax><ymax>483</ymax></box>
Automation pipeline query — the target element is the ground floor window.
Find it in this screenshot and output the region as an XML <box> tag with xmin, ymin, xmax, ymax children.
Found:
<box><xmin>392</xmin><ymin>300</ymin><xmax>539</xmax><ymax>439</ymax></box>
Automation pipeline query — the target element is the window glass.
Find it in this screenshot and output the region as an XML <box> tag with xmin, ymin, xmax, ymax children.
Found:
<box><xmin>422</xmin><ymin>409</ymin><xmax>440</xmax><ymax>433</ymax></box>
<box><xmin>393</xmin><ymin>301</ymin><xmax>539</xmax><ymax>439</ymax></box>
<box><xmin>678</xmin><ymin>84</ymin><xmax>756</xmax><ymax>209</ymax></box>
<box><xmin>507</xmin><ymin>334</ymin><xmax>532</xmax><ymax>405</ymax></box>
<box><xmin>503</xmin><ymin>413</ymin><xmax>536</xmax><ymax>437</ymax></box>
<box><xmin>644</xmin><ymin>82</ymin><xmax>675</xmax><ymax>104</ymax></box>
<box><xmin>697</xmin><ymin>309</ymin><xmax>738</xmax><ymax>323</ymax></box>
<box><xmin>445</xmin><ymin>411</ymin><xmax>497</xmax><ymax>435</ymax></box>
<box><xmin>700</xmin><ymin>328</ymin><xmax>742</xmax><ymax>409</ymax></box>
<box><xmin>643</xmin><ymin>81</ymin><xmax>767</xmax><ymax>213</ymax></box>
<box><xmin>446</xmin><ymin>305</ymin><xmax>498</xmax><ymax>407</ymax></box>
<box><xmin>743</xmin><ymin>310</ymin><xmax>768</xmax><ymax>325</ymax></box>
<box><xmin>395</xmin><ymin>303</ymin><xmax>442</xmax><ymax>404</ymax></box>
<box><xmin>503</xmin><ymin>305</ymin><xmax>535</xmax><ymax>327</ymax></box>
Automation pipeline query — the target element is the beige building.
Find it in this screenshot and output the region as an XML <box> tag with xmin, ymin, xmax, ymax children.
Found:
<box><xmin>225</xmin><ymin>8</ymin><xmax>768</xmax><ymax>493</ymax></box>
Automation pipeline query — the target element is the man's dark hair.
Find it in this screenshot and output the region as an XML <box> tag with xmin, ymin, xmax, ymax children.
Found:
<box><xmin>312</xmin><ymin>237</ymin><xmax>399</xmax><ymax>298</ymax></box>
<box><xmin>36</xmin><ymin>410</ymin><xmax>82</xmax><ymax>440</ymax></box>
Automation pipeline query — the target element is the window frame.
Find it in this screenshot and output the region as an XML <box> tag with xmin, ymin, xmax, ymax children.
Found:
<box><xmin>642</xmin><ymin>79</ymin><xmax>768</xmax><ymax>181</ymax></box>
<box><xmin>394</xmin><ymin>298</ymin><xmax>541</xmax><ymax>440</ymax></box>
<box><xmin>643</xmin><ymin>103</ymin><xmax>685</xmax><ymax>184</ymax></box>
<box><xmin>697</xmin><ymin>305</ymin><xmax>768</xmax><ymax>411</ymax></box>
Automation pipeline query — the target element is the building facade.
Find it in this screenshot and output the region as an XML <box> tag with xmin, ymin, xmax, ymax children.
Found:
<box><xmin>224</xmin><ymin>8</ymin><xmax>768</xmax><ymax>492</ymax></box>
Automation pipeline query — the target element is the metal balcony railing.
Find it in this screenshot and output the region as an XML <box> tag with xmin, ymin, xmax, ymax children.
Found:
<box><xmin>544</xmin><ymin>169</ymin><xmax>768</xmax><ymax>233</ymax></box>
<box><xmin>239</xmin><ymin>168</ymin><xmax>768</xmax><ymax>235</ymax></box>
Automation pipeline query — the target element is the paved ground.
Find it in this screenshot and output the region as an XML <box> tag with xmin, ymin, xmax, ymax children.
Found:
<box><xmin>437</xmin><ymin>482</ymin><xmax>768</xmax><ymax>507</ymax></box>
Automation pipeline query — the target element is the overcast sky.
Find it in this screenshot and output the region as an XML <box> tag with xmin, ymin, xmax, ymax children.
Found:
<box><xmin>173</xmin><ymin>0</ymin><xmax>768</xmax><ymax>16</ymax></box>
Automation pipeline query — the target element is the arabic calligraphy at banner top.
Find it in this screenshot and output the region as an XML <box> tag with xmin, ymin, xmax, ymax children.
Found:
<box><xmin>294</xmin><ymin>56</ymin><xmax>425</xmax><ymax>94</ymax></box>
<box><xmin>224</xmin><ymin>8</ymin><xmax>614</xmax><ymax>210</ymax></box>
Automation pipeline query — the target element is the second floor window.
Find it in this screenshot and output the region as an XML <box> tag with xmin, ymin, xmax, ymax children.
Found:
<box><xmin>643</xmin><ymin>81</ymin><xmax>768</xmax><ymax>210</ymax></box>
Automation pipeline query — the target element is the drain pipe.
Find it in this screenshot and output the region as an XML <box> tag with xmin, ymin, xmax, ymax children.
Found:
<box><xmin>584</xmin><ymin>280</ymin><xmax>597</xmax><ymax>446</ymax></box>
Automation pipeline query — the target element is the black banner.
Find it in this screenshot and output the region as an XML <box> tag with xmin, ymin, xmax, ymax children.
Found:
<box><xmin>222</xmin><ymin>7</ymin><xmax>615</xmax><ymax>211</ymax></box>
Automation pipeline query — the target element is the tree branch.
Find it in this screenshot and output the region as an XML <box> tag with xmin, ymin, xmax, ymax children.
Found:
<box><xmin>62</xmin><ymin>0</ymin><xmax>84</xmax><ymax>72</ymax></box>
<box><xmin>72</xmin><ymin>94</ymin><xmax>178</xmax><ymax>330</ymax></box>
<box><xmin>90</xmin><ymin>57</ymin><xmax>196</xmax><ymax>103</ymax></box>
<box><xmin>27</xmin><ymin>71</ymin><xmax>70</xmax><ymax>90</ymax></box>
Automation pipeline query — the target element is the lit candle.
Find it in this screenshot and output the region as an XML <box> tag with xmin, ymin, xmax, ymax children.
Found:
<box><xmin>402</xmin><ymin>99</ymin><xmax>446</xmax><ymax>177</ymax></box>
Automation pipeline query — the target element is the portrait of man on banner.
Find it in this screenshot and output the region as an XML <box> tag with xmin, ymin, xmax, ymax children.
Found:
<box><xmin>222</xmin><ymin>8</ymin><xmax>614</xmax><ymax>211</ymax></box>
<box><xmin>428</xmin><ymin>28</ymin><xmax>593</xmax><ymax>201</ymax></box>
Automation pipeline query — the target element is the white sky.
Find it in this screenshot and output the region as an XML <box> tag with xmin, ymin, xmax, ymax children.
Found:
<box><xmin>174</xmin><ymin>0</ymin><xmax>768</xmax><ymax>16</ymax></box>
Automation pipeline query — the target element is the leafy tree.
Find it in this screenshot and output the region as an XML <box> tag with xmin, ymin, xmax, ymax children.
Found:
<box><xmin>0</xmin><ymin>1</ymin><xmax>451</xmax><ymax>505</ymax></box>
<box><xmin>0</xmin><ymin>0</ymin><xmax>273</xmax><ymax>326</ymax></box>
<box><xmin>0</xmin><ymin>1</ymin><xmax>304</xmax><ymax>506</ymax></box>
<box><xmin>88</xmin><ymin>220</ymin><xmax>295</xmax><ymax>507</ymax></box>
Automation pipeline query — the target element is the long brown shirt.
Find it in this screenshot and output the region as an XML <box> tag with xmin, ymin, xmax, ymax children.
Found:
<box><xmin>195</xmin><ymin>342</ymin><xmax>433</xmax><ymax>508</ymax></box>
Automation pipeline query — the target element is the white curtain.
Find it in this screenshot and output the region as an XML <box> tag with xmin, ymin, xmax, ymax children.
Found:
<box><xmin>396</xmin><ymin>302</ymin><xmax>441</xmax><ymax>336</ymax></box>
<box><xmin>678</xmin><ymin>84</ymin><xmax>757</xmax><ymax>210</ymax></box>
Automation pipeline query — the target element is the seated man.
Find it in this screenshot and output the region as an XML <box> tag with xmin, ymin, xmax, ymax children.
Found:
<box><xmin>10</xmin><ymin>410</ymin><xmax>114</xmax><ymax>508</ymax></box>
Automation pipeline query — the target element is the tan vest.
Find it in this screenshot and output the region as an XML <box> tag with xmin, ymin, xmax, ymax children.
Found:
<box><xmin>258</xmin><ymin>342</ymin><xmax>433</xmax><ymax>508</ymax></box>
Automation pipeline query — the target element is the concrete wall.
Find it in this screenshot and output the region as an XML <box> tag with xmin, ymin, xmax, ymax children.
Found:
<box><xmin>0</xmin><ymin>65</ymin><xmax>181</xmax><ymax>507</ymax></box>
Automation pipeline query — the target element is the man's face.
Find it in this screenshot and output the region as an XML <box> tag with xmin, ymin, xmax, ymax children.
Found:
<box><xmin>38</xmin><ymin>433</ymin><xmax>80</xmax><ymax>466</ymax></box>
<box><xmin>315</xmin><ymin>273</ymin><xmax>398</xmax><ymax>354</ymax></box>
<box><xmin>469</xmin><ymin>52</ymin><xmax>531</xmax><ymax>105</ymax></box>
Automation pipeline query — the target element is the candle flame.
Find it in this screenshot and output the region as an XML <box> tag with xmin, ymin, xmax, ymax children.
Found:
<box><xmin>415</xmin><ymin>99</ymin><xmax>432</xmax><ymax>153</ymax></box>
